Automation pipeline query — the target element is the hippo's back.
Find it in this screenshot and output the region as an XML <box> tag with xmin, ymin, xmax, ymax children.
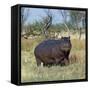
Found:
<box><xmin>34</xmin><ymin>39</ymin><xmax>59</xmax><ymax>58</ymax></box>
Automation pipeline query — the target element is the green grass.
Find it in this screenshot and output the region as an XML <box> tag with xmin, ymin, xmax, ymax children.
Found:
<box><xmin>21</xmin><ymin>35</ymin><xmax>86</xmax><ymax>82</ymax></box>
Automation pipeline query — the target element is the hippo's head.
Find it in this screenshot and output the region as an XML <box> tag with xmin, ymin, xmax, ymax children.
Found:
<box><xmin>61</xmin><ymin>36</ymin><xmax>70</xmax><ymax>41</ymax></box>
<box><xmin>60</xmin><ymin>36</ymin><xmax>72</xmax><ymax>51</ymax></box>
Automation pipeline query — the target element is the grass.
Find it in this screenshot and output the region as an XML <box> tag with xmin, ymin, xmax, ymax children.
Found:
<box><xmin>21</xmin><ymin>35</ymin><xmax>86</xmax><ymax>83</ymax></box>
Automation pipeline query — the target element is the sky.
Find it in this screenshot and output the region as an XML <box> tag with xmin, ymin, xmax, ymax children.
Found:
<box><xmin>21</xmin><ymin>7</ymin><xmax>85</xmax><ymax>27</ymax></box>
<box><xmin>22</xmin><ymin>7</ymin><xmax>65</xmax><ymax>25</ymax></box>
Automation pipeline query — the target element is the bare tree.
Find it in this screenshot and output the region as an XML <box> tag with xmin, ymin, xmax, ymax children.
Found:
<box><xmin>21</xmin><ymin>8</ymin><xmax>29</xmax><ymax>33</ymax></box>
<box><xmin>21</xmin><ymin>8</ymin><xmax>30</xmax><ymax>39</ymax></box>
<box><xmin>41</xmin><ymin>9</ymin><xmax>53</xmax><ymax>38</ymax></box>
<box><xmin>60</xmin><ymin>10</ymin><xmax>70</xmax><ymax>36</ymax></box>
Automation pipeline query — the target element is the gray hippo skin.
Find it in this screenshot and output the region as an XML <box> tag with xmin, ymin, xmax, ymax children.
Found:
<box><xmin>34</xmin><ymin>36</ymin><xmax>72</xmax><ymax>66</ymax></box>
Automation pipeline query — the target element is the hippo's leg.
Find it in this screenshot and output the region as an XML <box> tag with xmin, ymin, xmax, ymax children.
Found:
<box><xmin>43</xmin><ymin>59</ymin><xmax>55</xmax><ymax>67</ymax></box>
<box><xmin>60</xmin><ymin>59</ymin><xmax>66</xmax><ymax>66</ymax></box>
<box><xmin>66</xmin><ymin>51</ymin><xmax>70</xmax><ymax>63</ymax></box>
<box><xmin>55</xmin><ymin>57</ymin><xmax>64</xmax><ymax>65</ymax></box>
<box><xmin>36</xmin><ymin>58</ymin><xmax>42</xmax><ymax>66</ymax></box>
<box><xmin>55</xmin><ymin>58</ymin><xmax>60</xmax><ymax>65</ymax></box>
<box><xmin>61</xmin><ymin>57</ymin><xmax>69</xmax><ymax>66</ymax></box>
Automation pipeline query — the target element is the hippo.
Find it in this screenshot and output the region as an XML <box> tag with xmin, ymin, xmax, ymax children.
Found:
<box><xmin>34</xmin><ymin>36</ymin><xmax>72</xmax><ymax>66</ymax></box>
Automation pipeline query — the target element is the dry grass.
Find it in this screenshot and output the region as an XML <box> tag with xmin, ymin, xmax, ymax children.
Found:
<box><xmin>21</xmin><ymin>34</ymin><xmax>86</xmax><ymax>82</ymax></box>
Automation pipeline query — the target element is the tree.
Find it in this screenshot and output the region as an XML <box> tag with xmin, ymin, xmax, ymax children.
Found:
<box><xmin>59</xmin><ymin>10</ymin><xmax>70</xmax><ymax>36</ymax></box>
<box><xmin>41</xmin><ymin>9</ymin><xmax>53</xmax><ymax>38</ymax></box>
<box><xmin>21</xmin><ymin>8</ymin><xmax>29</xmax><ymax>34</ymax></box>
<box><xmin>69</xmin><ymin>10</ymin><xmax>85</xmax><ymax>39</ymax></box>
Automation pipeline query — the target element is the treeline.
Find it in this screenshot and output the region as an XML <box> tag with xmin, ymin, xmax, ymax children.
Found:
<box><xmin>21</xmin><ymin>8</ymin><xmax>86</xmax><ymax>39</ymax></box>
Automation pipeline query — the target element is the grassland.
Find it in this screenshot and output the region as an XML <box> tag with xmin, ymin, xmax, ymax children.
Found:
<box><xmin>21</xmin><ymin>33</ymin><xmax>86</xmax><ymax>82</ymax></box>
